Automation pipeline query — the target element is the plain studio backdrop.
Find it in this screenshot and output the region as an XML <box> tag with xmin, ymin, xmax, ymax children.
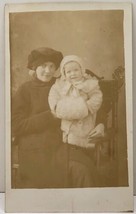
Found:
<box><xmin>0</xmin><ymin>0</ymin><xmax>135</xmax><ymax>195</ymax></box>
<box><xmin>10</xmin><ymin>10</ymin><xmax>124</xmax><ymax>89</ymax></box>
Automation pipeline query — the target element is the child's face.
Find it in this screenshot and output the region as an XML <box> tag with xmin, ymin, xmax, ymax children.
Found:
<box><xmin>64</xmin><ymin>61</ymin><xmax>83</xmax><ymax>83</ymax></box>
<box><xmin>36</xmin><ymin>62</ymin><xmax>56</xmax><ymax>82</ymax></box>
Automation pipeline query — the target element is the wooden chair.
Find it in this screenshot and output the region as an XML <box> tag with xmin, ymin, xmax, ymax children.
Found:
<box><xmin>87</xmin><ymin>65</ymin><xmax>124</xmax><ymax>168</ymax></box>
<box><xmin>89</xmin><ymin>79</ymin><xmax>118</xmax><ymax>168</ymax></box>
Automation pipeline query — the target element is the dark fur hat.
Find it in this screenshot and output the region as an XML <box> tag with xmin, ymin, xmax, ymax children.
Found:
<box><xmin>27</xmin><ymin>47</ymin><xmax>63</xmax><ymax>70</ymax></box>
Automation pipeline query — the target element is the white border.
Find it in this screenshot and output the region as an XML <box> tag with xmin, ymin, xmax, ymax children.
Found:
<box><xmin>5</xmin><ymin>2</ymin><xmax>133</xmax><ymax>212</ymax></box>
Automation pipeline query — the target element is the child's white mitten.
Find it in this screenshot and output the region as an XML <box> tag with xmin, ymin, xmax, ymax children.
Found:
<box><xmin>56</xmin><ymin>96</ymin><xmax>88</xmax><ymax>120</ymax></box>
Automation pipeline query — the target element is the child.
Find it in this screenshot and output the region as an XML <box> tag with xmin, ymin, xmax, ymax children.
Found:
<box><xmin>48</xmin><ymin>55</ymin><xmax>103</xmax><ymax>149</ymax></box>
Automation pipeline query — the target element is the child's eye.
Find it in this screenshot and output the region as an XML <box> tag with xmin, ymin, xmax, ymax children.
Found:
<box><xmin>50</xmin><ymin>64</ymin><xmax>54</xmax><ymax>68</ymax></box>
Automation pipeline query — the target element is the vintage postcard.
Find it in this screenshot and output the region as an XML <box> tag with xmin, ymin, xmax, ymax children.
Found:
<box><xmin>5</xmin><ymin>2</ymin><xmax>133</xmax><ymax>212</ymax></box>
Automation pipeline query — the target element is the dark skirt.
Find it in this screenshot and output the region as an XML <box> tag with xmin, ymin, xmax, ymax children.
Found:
<box><xmin>14</xmin><ymin>136</ymin><xmax>97</xmax><ymax>188</ymax></box>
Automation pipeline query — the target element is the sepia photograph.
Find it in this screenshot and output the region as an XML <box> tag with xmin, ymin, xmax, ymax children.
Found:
<box><xmin>5</xmin><ymin>2</ymin><xmax>133</xmax><ymax>212</ymax></box>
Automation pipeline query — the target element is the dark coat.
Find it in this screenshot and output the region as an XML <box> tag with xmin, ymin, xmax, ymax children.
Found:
<box><xmin>12</xmin><ymin>78</ymin><xmax>68</xmax><ymax>188</ymax></box>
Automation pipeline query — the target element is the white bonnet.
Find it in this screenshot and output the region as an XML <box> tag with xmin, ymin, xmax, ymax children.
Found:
<box><xmin>60</xmin><ymin>55</ymin><xmax>86</xmax><ymax>79</ymax></box>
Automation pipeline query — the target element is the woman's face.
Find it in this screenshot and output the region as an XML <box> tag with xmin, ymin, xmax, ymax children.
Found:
<box><xmin>36</xmin><ymin>62</ymin><xmax>56</xmax><ymax>82</ymax></box>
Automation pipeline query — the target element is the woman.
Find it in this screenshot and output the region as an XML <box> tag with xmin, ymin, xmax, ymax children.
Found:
<box><xmin>12</xmin><ymin>47</ymin><xmax>104</xmax><ymax>188</ymax></box>
<box><xmin>12</xmin><ymin>47</ymin><xmax>64</xmax><ymax>188</ymax></box>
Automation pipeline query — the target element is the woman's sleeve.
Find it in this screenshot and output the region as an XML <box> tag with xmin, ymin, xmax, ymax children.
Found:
<box><xmin>86</xmin><ymin>85</ymin><xmax>103</xmax><ymax>114</ymax></box>
<box><xmin>12</xmin><ymin>85</ymin><xmax>60</xmax><ymax>137</ymax></box>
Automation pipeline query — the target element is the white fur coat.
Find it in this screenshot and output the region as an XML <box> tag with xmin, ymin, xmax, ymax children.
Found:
<box><xmin>48</xmin><ymin>77</ymin><xmax>103</xmax><ymax>148</ymax></box>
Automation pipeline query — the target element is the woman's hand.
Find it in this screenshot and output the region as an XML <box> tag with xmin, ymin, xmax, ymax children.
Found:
<box><xmin>88</xmin><ymin>123</ymin><xmax>105</xmax><ymax>139</ymax></box>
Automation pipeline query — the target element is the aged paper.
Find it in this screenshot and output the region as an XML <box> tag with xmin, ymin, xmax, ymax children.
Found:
<box><xmin>5</xmin><ymin>2</ymin><xmax>133</xmax><ymax>212</ymax></box>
